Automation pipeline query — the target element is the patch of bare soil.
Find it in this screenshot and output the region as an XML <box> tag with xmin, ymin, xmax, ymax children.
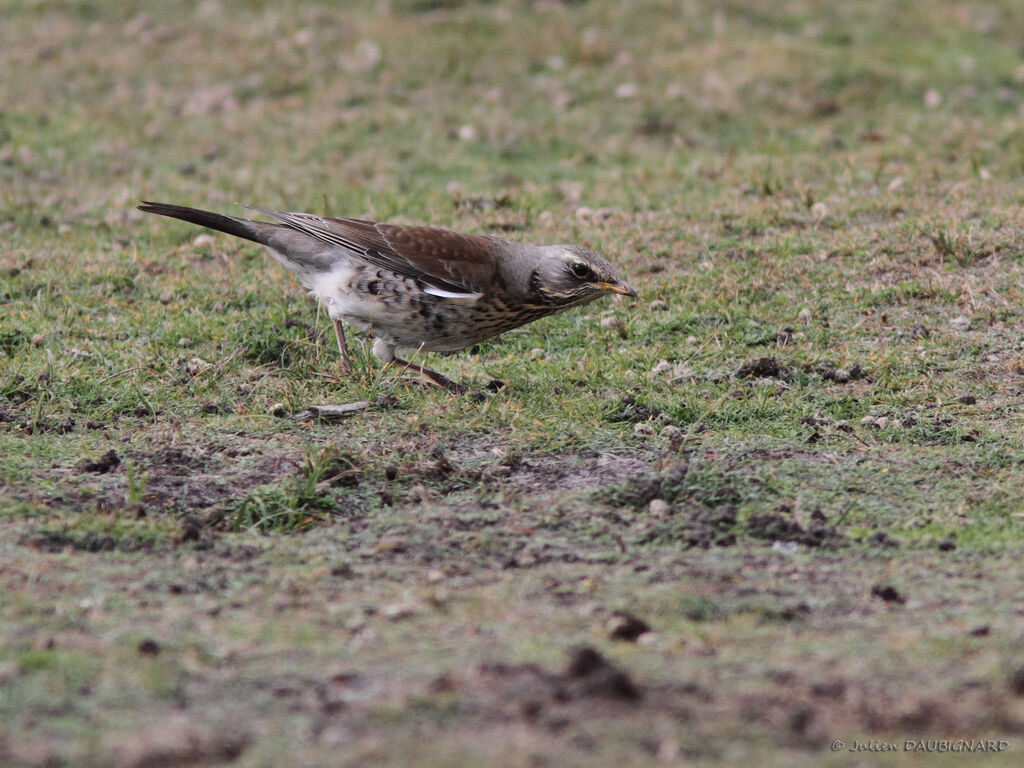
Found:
<box><xmin>237</xmin><ymin>640</ymin><xmax>1024</xmax><ymax>762</ymax></box>
<box><xmin>15</xmin><ymin>432</ymin><xmax>308</xmax><ymax>550</ymax></box>
<box><xmin>607</xmin><ymin>456</ymin><xmax>846</xmax><ymax>550</ymax></box>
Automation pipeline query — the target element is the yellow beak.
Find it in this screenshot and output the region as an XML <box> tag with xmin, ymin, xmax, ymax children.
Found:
<box><xmin>596</xmin><ymin>280</ymin><xmax>637</xmax><ymax>298</ymax></box>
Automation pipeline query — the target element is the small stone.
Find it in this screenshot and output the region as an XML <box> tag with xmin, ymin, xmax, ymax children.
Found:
<box><xmin>636</xmin><ymin>631</ymin><xmax>659</xmax><ymax>647</ymax></box>
<box><xmin>648</xmin><ymin>299</ymin><xmax>668</xmax><ymax>311</ymax></box>
<box><xmin>648</xmin><ymin>498</ymin><xmax>671</xmax><ymax>518</ymax></box>
<box><xmin>633</xmin><ymin>422</ymin><xmax>655</xmax><ymax>437</ymax></box>
<box><xmin>950</xmin><ymin>316</ymin><xmax>971</xmax><ymax>331</ymax></box>
<box><xmin>31</xmin><ymin>333</ymin><xmax>45</xmax><ymax>346</ymax></box>
<box><xmin>355</xmin><ymin>39</ymin><xmax>382</xmax><ymax>69</ymax></box>
<box><xmin>381</xmin><ymin>601</ymin><xmax>419</xmax><ymax>621</ymax></box>
<box><xmin>772</xmin><ymin>540</ymin><xmax>799</xmax><ymax>557</ymax></box>
<box><xmin>159</xmin><ymin>290</ymin><xmax>175</xmax><ymax>304</ymax></box>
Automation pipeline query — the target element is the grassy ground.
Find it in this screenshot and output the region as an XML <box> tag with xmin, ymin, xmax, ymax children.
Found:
<box><xmin>4</xmin><ymin>0</ymin><xmax>1024</xmax><ymax>765</ymax></box>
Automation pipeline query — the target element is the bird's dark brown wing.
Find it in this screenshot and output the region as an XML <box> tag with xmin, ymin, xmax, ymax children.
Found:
<box><xmin>375</xmin><ymin>224</ymin><xmax>500</xmax><ymax>296</ymax></box>
<box><xmin>250</xmin><ymin>206</ymin><xmax>501</xmax><ymax>296</ymax></box>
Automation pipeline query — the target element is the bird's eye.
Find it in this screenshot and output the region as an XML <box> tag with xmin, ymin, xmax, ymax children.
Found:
<box><xmin>570</xmin><ymin>262</ymin><xmax>593</xmax><ymax>280</ymax></box>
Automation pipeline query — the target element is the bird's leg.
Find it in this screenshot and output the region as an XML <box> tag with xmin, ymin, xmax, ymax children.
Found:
<box><xmin>391</xmin><ymin>356</ymin><xmax>466</xmax><ymax>394</ymax></box>
<box><xmin>333</xmin><ymin>319</ymin><xmax>353</xmax><ymax>373</ymax></box>
<box><xmin>371</xmin><ymin>339</ymin><xmax>465</xmax><ymax>393</ymax></box>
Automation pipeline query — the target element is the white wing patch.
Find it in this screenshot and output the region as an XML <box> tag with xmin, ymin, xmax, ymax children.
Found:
<box><xmin>423</xmin><ymin>285</ymin><xmax>482</xmax><ymax>300</ymax></box>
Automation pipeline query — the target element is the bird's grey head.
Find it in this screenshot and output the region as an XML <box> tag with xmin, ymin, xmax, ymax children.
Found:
<box><xmin>528</xmin><ymin>245</ymin><xmax>636</xmax><ymax>307</ymax></box>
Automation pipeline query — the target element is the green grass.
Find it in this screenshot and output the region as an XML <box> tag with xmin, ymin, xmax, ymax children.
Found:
<box><xmin>3</xmin><ymin>0</ymin><xmax>1024</xmax><ymax>766</ymax></box>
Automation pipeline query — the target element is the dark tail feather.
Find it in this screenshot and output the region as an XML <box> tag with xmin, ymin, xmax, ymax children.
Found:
<box><xmin>138</xmin><ymin>201</ymin><xmax>266</xmax><ymax>245</ymax></box>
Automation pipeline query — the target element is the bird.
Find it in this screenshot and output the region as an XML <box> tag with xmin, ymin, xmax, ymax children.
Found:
<box><xmin>138</xmin><ymin>201</ymin><xmax>636</xmax><ymax>392</ymax></box>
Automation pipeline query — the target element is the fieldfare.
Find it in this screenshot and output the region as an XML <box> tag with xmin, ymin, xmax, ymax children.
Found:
<box><xmin>138</xmin><ymin>202</ymin><xmax>636</xmax><ymax>391</ymax></box>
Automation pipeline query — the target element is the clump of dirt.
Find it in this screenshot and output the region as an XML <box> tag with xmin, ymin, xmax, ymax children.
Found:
<box><xmin>605</xmin><ymin>612</ymin><xmax>652</xmax><ymax>642</ymax></box>
<box><xmin>150</xmin><ymin>446</ymin><xmax>208</xmax><ymax>471</ymax></box>
<box><xmin>609</xmin><ymin>464</ymin><xmax>845</xmax><ymax>549</ymax></box>
<box><xmin>745</xmin><ymin>508</ymin><xmax>842</xmax><ymax>548</ymax></box>
<box><xmin>607</xmin><ymin>395</ymin><xmax>662</xmax><ymax>424</ymax></box>
<box><xmin>1009</xmin><ymin>666</ymin><xmax>1024</xmax><ymax>696</ymax></box>
<box><xmin>137</xmin><ymin>638</ymin><xmax>161</xmax><ymax>656</ymax></box>
<box><xmin>28</xmin><ymin>529</ymin><xmax>150</xmax><ymax>553</ymax></box>
<box><xmin>635</xmin><ymin>502</ymin><xmax>739</xmax><ymax>549</ymax></box>
<box><xmin>871</xmin><ymin>584</ymin><xmax>906</xmax><ymax>604</ymax></box>
<box><xmin>604</xmin><ymin>460</ymin><xmax>690</xmax><ymax>509</ymax></box>
<box><xmin>565</xmin><ymin>646</ymin><xmax>640</xmax><ymax>701</ymax></box>
<box><xmin>745</xmin><ymin>512</ymin><xmax>806</xmax><ymax>541</ymax></box>
<box><xmin>736</xmin><ymin>356</ymin><xmax>790</xmax><ymax>380</ymax></box>
<box><xmin>477</xmin><ymin>645</ymin><xmax>641</xmax><ymax>713</ymax></box>
<box><xmin>100</xmin><ymin>715</ymin><xmax>250</xmax><ymax>768</ymax></box>
<box><xmin>77</xmin><ymin>449</ymin><xmax>121</xmax><ymax>474</ymax></box>
<box><xmin>817</xmin><ymin>361</ymin><xmax>867</xmax><ymax>383</ymax></box>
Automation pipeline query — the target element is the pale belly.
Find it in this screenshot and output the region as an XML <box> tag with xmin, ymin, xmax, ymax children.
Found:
<box><xmin>290</xmin><ymin>257</ymin><xmax>572</xmax><ymax>354</ymax></box>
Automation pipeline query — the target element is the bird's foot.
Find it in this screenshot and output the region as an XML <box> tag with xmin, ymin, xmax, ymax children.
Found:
<box><xmin>391</xmin><ymin>357</ymin><xmax>467</xmax><ymax>394</ymax></box>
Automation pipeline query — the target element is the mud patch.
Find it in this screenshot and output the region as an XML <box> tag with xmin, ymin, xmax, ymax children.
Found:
<box><xmin>295</xmin><ymin>634</ymin><xmax>1023</xmax><ymax>760</ymax></box>
<box><xmin>608</xmin><ymin>457</ymin><xmax>846</xmax><ymax>549</ymax></box>
<box><xmin>77</xmin><ymin>449</ymin><xmax>121</xmax><ymax>474</ymax></box>
<box><xmin>28</xmin><ymin>529</ymin><xmax>146</xmax><ymax>553</ymax></box>
<box><xmin>507</xmin><ymin>451</ymin><xmax>655</xmax><ymax>495</ymax></box>
<box><xmin>736</xmin><ymin>356</ymin><xmax>790</xmax><ymax>380</ymax></box>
